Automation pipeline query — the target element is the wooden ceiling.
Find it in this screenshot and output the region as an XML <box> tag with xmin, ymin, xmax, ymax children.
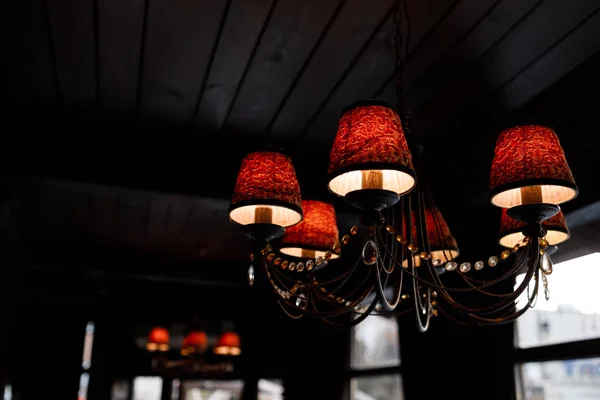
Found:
<box><xmin>6</xmin><ymin>0</ymin><xmax>600</xmax><ymax>286</ymax></box>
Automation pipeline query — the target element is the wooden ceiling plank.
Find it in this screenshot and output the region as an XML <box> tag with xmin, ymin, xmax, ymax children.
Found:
<box><xmin>45</xmin><ymin>0</ymin><xmax>96</xmax><ymax>104</ymax></box>
<box><xmin>409</xmin><ymin>0</ymin><xmax>600</xmax><ymax>136</ymax></box>
<box><xmin>373</xmin><ymin>0</ymin><xmax>502</xmax><ymax>104</ymax></box>
<box><xmin>305</xmin><ymin>0</ymin><xmax>474</xmax><ymax>146</ymax></box>
<box><xmin>192</xmin><ymin>0</ymin><xmax>277</xmax><ymax>131</ymax></box>
<box><xmin>14</xmin><ymin>0</ymin><xmax>58</xmax><ymax>103</ymax></box>
<box><xmin>496</xmin><ymin>8</ymin><xmax>600</xmax><ymax>111</ymax></box>
<box><xmin>223</xmin><ymin>0</ymin><xmax>343</xmax><ymax>134</ymax></box>
<box><xmin>269</xmin><ymin>0</ymin><xmax>394</xmax><ymax>136</ymax></box>
<box><xmin>97</xmin><ymin>0</ymin><xmax>146</xmax><ymax>115</ymax></box>
<box><xmin>139</xmin><ymin>0</ymin><xmax>230</xmax><ymax>123</ymax></box>
<box><xmin>401</xmin><ymin>0</ymin><xmax>544</xmax><ymax>113</ymax></box>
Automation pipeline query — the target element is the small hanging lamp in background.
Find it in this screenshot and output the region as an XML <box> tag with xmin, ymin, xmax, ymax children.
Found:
<box><xmin>279</xmin><ymin>200</ymin><xmax>340</xmax><ymax>262</ymax></box>
<box><xmin>181</xmin><ymin>331</ymin><xmax>208</xmax><ymax>356</ymax></box>
<box><xmin>214</xmin><ymin>332</ymin><xmax>241</xmax><ymax>356</ymax></box>
<box><xmin>147</xmin><ymin>327</ymin><xmax>170</xmax><ymax>352</ymax></box>
<box><xmin>499</xmin><ymin>208</ymin><xmax>570</xmax><ymax>248</ymax></box>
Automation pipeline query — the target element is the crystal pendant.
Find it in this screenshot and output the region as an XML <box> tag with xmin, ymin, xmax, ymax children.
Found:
<box><xmin>540</xmin><ymin>253</ymin><xmax>553</xmax><ymax>275</ymax></box>
<box><xmin>361</xmin><ymin>240</ymin><xmax>378</xmax><ymax>266</ymax></box>
<box><xmin>295</xmin><ymin>293</ymin><xmax>308</xmax><ymax>310</ymax></box>
<box><xmin>247</xmin><ymin>263</ymin><xmax>255</xmax><ymax>286</ymax></box>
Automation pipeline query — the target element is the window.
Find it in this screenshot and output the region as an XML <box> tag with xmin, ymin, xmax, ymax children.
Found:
<box><xmin>111</xmin><ymin>380</ymin><xmax>129</xmax><ymax>400</ymax></box>
<box><xmin>518</xmin><ymin>357</ymin><xmax>600</xmax><ymax>400</ymax></box>
<box><xmin>181</xmin><ymin>380</ymin><xmax>243</xmax><ymax>400</ymax></box>
<box><xmin>132</xmin><ymin>377</ymin><xmax>163</xmax><ymax>400</ymax></box>
<box><xmin>78</xmin><ymin>321</ymin><xmax>95</xmax><ymax>400</ymax></box>
<box><xmin>515</xmin><ymin>252</ymin><xmax>600</xmax><ymax>399</ymax></box>
<box><xmin>3</xmin><ymin>384</ymin><xmax>12</xmax><ymax>400</ymax></box>
<box><xmin>349</xmin><ymin>315</ymin><xmax>403</xmax><ymax>400</ymax></box>
<box><xmin>515</xmin><ymin>253</ymin><xmax>600</xmax><ymax>349</ymax></box>
<box><xmin>258</xmin><ymin>379</ymin><xmax>284</xmax><ymax>400</ymax></box>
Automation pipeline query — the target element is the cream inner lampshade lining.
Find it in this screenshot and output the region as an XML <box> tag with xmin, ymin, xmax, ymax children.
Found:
<box><xmin>402</xmin><ymin>249</ymin><xmax>459</xmax><ymax>267</ymax></box>
<box><xmin>229</xmin><ymin>204</ymin><xmax>302</xmax><ymax>227</ymax></box>
<box><xmin>328</xmin><ymin>169</ymin><xmax>415</xmax><ymax>197</ymax></box>
<box><xmin>499</xmin><ymin>230</ymin><xmax>569</xmax><ymax>249</ymax></box>
<box><xmin>491</xmin><ymin>184</ymin><xmax>577</xmax><ymax>208</ymax></box>
<box><xmin>279</xmin><ymin>246</ymin><xmax>340</xmax><ymax>260</ymax></box>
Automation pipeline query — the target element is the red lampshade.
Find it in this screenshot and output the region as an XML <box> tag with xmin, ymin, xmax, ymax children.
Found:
<box><xmin>229</xmin><ymin>151</ymin><xmax>303</xmax><ymax>228</ymax></box>
<box><xmin>182</xmin><ymin>331</ymin><xmax>208</xmax><ymax>354</ymax></box>
<box><xmin>147</xmin><ymin>327</ymin><xmax>170</xmax><ymax>352</ymax></box>
<box><xmin>214</xmin><ymin>332</ymin><xmax>241</xmax><ymax>356</ymax></box>
<box><xmin>490</xmin><ymin>125</ymin><xmax>577</xmax><ymax>208</ymax></box>
<box><xmin>404</xmin><ymin>207</ymin><xmax>459</xmax><ymax>267</ymax></box>
<box><xmin>327</xmin><ymin>101</ymin><xmax>416</xmax><ymax>197</ymax></box>
<box><xmin>499</xmin><ymin>208</ymin><xmax>570</xmax><ymax>248</ymax></box>
<box><xmin>280</xmin><ymin>200</ymin><xmax>340</xmax><ymax>260</ymax></box>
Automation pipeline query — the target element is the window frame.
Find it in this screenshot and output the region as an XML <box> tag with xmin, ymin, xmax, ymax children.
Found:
<box><xmin>346</xmin><ymin>315</ymin><xmax>403</xmax><ymax>400</ymax></box>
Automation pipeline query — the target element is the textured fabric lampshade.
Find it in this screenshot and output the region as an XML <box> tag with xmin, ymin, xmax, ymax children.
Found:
<box><xmin>214</xmin><ymin>332</ymin><xmax>241</xmax><ymax>356</ymax></box>
<box><xmin>404</xmin><ymin>207</ymin><xmax>459</xmax><ymax>267</ymax></box>
<box><xmin>147</xmin><ymin>327</ymin><xmax>170</xmax><ymax>351</ymax></box>
<box><xmin>327</xmin><ymin>101</ymin><xmax>416</xmax><ymax>197</ymax></box>
<box><xmin>229</xmin><ymin>151</ymin><xmax>303</xmax><ymax>228</ymax></box>
<box><xmin>490</xmin><ymin>125</ymin><xmax>577</xmax><ymax>208</ymax></box>
<box><xmin>280</xmin><ymin>200</ymin><xmax>339</xmax><ymax>260</ymax></box>
<box><xmin>182</xmin><ymin>331</ymin><xmax>208</xmax><ymax>353</ymax></box>
<box><xmin>499</xmin><ymin>208</ymin><xmax>570</xmax><ymax>248</ymax></box>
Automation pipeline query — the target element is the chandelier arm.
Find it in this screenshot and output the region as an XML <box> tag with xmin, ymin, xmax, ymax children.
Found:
<box><xmin>374</xmin><ymin>239</ymin><xmax>403</xmax><ymax>311</ymax></box>
<box><xmin>434</xmin><ymin>242</ymin><xmax>540</xmax><ymax>316</ymax></box>
<box><xmin>430</xmin><ymin>248</ymin><xmax>530</xmax><ymax>315</ymax></box>
<box><xmin>376</xmin><ymin>228</ymin><xmax>531</xmax><ymax>293</ymax></box>
<box><xmin>274</xmin><ymin>280</ymin><xmax>373</xmax><ymax>319</ymax></box>
<box><xmin>318</xmin><ymin>292</ymin><xmax>380</xmax><ymax>329</ymax></box>
<box><xmin>277</xmin><ymin>301</ymin><xmax>304</xmax><ymax>319</ymax></box>
<box><xmin>436</xmin><ymin>272</ymin><xmax>539</xmax><ymax>327</ymax></box>
<box><xmin>445</xmin><ymin>268</ymin><xmax>541</xmax><ymax>325</ymax></box>
<box><xmin>264</xmin><ymin>256</ymin><xmax>373</xmax><ymax>316</ymax></box>
<box><xmin>414</xmin><ymin>286</ymin><xmax>433</xmax><ymax>332</ymax></box>
<box><xmin>378</xmin><ymin>233</ymin><xmax>540</xmax><ymax>316</ymax></box>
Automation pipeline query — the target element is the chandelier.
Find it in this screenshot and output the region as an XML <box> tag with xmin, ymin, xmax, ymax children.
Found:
<box><xmin>227</xmin><ymin>1</ymin><xmax>578</xmax><ymax>330</ymax></box>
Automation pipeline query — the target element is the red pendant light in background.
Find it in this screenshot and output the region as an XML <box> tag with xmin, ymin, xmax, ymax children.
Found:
<box><xmin>280</xmin><ymin>200</ymin><xmax>340</xmax><ymax>260</ymax></box>
<box><xmin>490</xmin><ymin>125</ymin><xmax>578</xmax><ymax>208</ymax></box>
<box><xmin>403</xmin><ymin>207</ymin><xmax>459</xmax><ymax>267</ymax></box>
<box><xmin>229</xmin><ymin>151</ymin><xmax>303</xmax><ymax>229</ymax></box>
<box><xmin>214</xmin><ymin>332</ymin><xmax>241</xmax><ymax>356</ymax></box>
<box><xmin>327</xmin><ymin>101</ymin><xmax>416</xmax><ymax>209</ymax></box>
<box><xmin>499</xmin><ymin>208</ymin><xmax>570</xmax><ymax>248</ymax></box>
<box><xmin>147</xmin><ymin>327</ymin><xmax>170</xmax><ymax>352</ymax></box>
<box><xmin>181</xmin><ymin>331</ymin><xmax>208</xmax><ymax>356</ymax></box>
